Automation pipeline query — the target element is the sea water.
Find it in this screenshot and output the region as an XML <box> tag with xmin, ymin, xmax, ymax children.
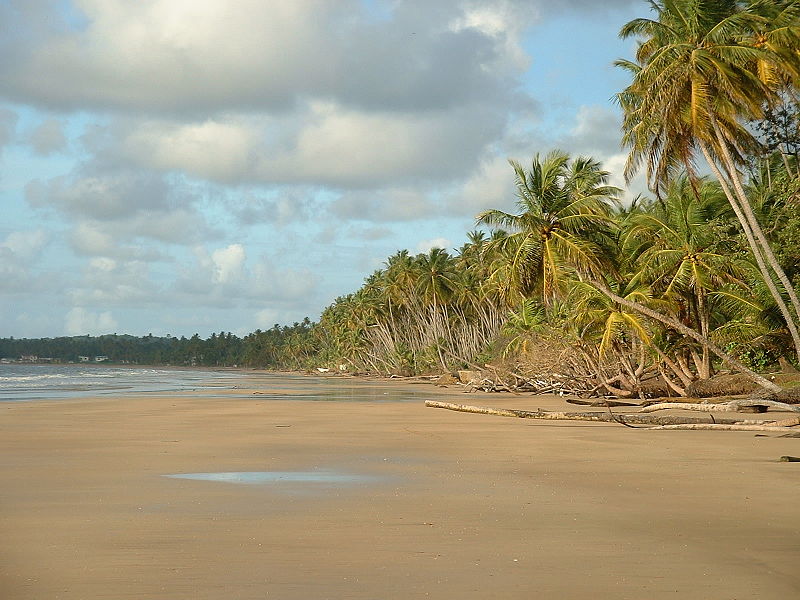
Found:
<box><xmin>0</xmin><ymin>364</ymin><xmax>234</xmax><ymax>401</ymax></box>
<box><xmin>0</xmin><ymin>364</ymin><xmax>423</xmax><ymax>403</ymax></box>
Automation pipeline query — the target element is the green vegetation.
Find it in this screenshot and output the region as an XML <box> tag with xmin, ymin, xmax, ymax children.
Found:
<box><xmin>0</xmin><ymin>320</ymin><xmax>315</xmax><ymax>369</ymax></box>
<box><xmin>3</xmin><ymin>1</ymin><xmax>799</xmax><ymax>397</ymax></box>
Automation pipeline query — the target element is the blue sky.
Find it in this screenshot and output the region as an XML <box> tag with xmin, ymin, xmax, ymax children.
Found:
<box><xmin>0</xmin><ymin>0</ymin><xmax>648</xmax><ymax>338</ymax></box>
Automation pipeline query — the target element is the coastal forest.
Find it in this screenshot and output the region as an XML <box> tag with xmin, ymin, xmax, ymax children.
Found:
<box><xmin>3</xmin><ymin>1</ymin><xmax>800</xmax><ymax>398</ymax></box>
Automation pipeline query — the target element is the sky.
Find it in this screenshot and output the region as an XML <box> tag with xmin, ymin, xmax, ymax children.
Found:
<box><xmin>0</xmin><ymin>0</ymin><xmax>651</xmax><ymax>339</ymax></box>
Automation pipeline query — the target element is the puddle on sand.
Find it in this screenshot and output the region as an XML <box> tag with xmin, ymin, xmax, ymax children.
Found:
<box><xmin>163</xmin><ymin>470</ymin><xmax>379</xmax><ymax>485</ymax></box>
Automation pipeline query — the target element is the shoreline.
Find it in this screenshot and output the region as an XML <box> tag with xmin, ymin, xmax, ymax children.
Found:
<box><xmin>2</xmin><ymin>375</ymin><xmax>799</xmax><ymax>598</ymax></box>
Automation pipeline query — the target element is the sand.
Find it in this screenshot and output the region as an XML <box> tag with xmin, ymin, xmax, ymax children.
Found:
<box><xmin>1</xmin><ymin>375</ymin><xmax>799</xmax><ymax>599</ymax></box>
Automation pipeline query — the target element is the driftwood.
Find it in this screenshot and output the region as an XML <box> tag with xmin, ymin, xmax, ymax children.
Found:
<box><xmin>640</xmin><ymin>399</ymin><xmax>800</xmax><ymax>414</ymax></box>
<box><xmin>425</xmin><ymin>400</ymin><xmax>749</xmax><ymax>426</ymax></box>
<box><xmin>566</xmin><ymin>398</ymin><xmax>641</xmax><ymax>408</ymax></box>
<box><xmin>649</xmin><ymin>424</ymin><xmax>795</xmax><ymax>432</ymax></box>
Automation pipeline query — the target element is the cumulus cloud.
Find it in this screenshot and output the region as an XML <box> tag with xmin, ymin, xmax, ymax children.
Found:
<box><xmin>210</xmin><ymin>244</ymin><xmax>245</xmax><ymax>284</ymax></box>
<box><xmin>567</xmin><ymin>105</ymin><xmax>624</xmax><ymax>157</ymax></box>
<box><xmin>68</xmin><ymin>258</ymin><xmax>157</xmax><ymax>306</ymax></box>
<box><xmin>0</xmin><ymin>107</ymin><xmax>17</xmax><ymax>150</ymax></box>
<box><xmin>416</xmin><ymin>237</ymin><xmax>451</xmax><ymax>253</ymax></box>
<box><xmin>26</xmin><ymin>168</ymin><xmax>219</xmax><ymax>252</ymax></box>
<box><xmin>0</xmin><ymin>0</ymin><xmax>533</xmax><ymax>114</ymax></box>
<box><xmin>176</xmin><ymin>244</ymin><xmax>319</xmax><ymax>308</ymax></box>
<box><xmin>0</xmin><ymin>230</ymin><xmax>52</xmax><ymax>294</ymax></box>
<box><xmin>97</xmin><ymin>100</ymin><xmax>506</xmax><ymax>188</ymax></box>
<box><xmin>28</xmin><ymin>118</ymin><xmax>67</xmax><ymax>155</ymax></box>
<box><xmin>1</xmin><ymin>229</ymin><xmax>48</xmax><ymax>259</ymax></box>
<box><xmin>446</xmin><ymin>156</ymin><xmax>518</xmax><ymax>216</ymax></box>
<box><xmin>231</xmin><ymin>191</ymin><xmax>315</xmax><ymax>227</ymax></box>
<box><xmin>331</xmin><ymin>188</ymin><xmax>437</xmax><ymax>222</ymax></box>
<box><xmin>64</xmin><ymin>307</ymin><xmax>118</xmax><ymax>336</ymax></box>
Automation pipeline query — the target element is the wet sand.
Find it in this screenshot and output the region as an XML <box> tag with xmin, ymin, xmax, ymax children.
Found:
<box><xmin>1</xmin><ymin>376</ymin><xmax>799</xmax><ymax>599</ymax></box>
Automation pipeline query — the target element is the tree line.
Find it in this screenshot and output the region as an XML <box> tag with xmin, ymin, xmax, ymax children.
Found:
<box><xmin>0</xmin><ymin>320</ymin><xmax>316</xmax><ymax>368</ymax></box>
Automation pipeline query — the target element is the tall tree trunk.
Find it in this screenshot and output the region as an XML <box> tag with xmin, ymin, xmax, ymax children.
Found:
<box><xmin>588</xmin><ymin>279</ymin><xmax>782</xmax><ymax>393</ymax></box>
<box><xmin>697</xmin><ymin>291</ymin><xmax>711</xmax><ymax>379</ymax></box>
<box><xmin>712</xmin><ymin>119</ymin><xmax>800</xmax><ymax>325</ymax></box>
<box><xmin>699</xmin><ymin>139</ymin><xmax>800</xmax><ymax>363</ymax></box>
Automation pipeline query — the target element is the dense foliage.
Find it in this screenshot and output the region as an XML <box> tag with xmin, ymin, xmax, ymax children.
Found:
<box><xmin>0</xmin><ymin>320</ymin><xmax>315</xmax><ymax>368</ymax></box>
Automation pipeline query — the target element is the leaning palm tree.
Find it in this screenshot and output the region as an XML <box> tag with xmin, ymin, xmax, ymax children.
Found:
<box><xmin>624</xmin><ymin>177</ymin><xmax>750</xmax><ymax>378</ymax></box>
<box><xmin>477</xmin><ymin>150</ymin><xmax>620</xmax><ymax>306</ymax></box>
<box><xmin>616</xmin><ymin>0</ymin><xmax>800</xmax><ymax>361</ymax></box>
<box><xmin>480</xmin><ymin>151</ymin><xmax>781</xmax><ymax>391</ymax></box>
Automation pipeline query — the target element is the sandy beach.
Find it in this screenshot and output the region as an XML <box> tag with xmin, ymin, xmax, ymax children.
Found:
<box><xmin>1</xmin><ymin>375</ymin><xmax>799</xmax><ymax>599</ymax></box>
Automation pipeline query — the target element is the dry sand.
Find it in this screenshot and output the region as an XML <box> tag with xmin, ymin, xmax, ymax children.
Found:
<box><xmin>1</xmin><ymin>375</ymin><xmax>799</xmax><ymax>599</ymax></box>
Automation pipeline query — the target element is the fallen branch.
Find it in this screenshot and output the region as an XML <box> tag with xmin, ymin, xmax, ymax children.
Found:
<box><xmin>424</xmin><ymin>400</ymin><xmax>748</xmax><ymax>426</ymax></box>
<box><xmin>729</xmin><ymin>399</ymin><xmax>800</xmax><ymax>413</ymax></box>
<box><xmin>640</xmin><ymin>399</ymin><xmax>800</xmax><ymax>414</ymax></box>
<box><xmin>566</xmin><ymin>398</ymin><xmax>641</xmax><ymax>408</ymax></box>
<box><xmin>649</xmin><ymin>424</ymin><xmax>794</xmax><ymax>432</ymax></box>
<box><xmin>640</xmin><ymin>402</ymin><xmax>726</xmax><ymax>413</ymax></box>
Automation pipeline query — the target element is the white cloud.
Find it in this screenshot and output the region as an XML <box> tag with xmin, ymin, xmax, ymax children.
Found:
<box><xmin>106</xmin><ymin>100</ymin><xmax>506</xmax><ymax>188</ymax></box>
<box><xmin>0</xmin><ymin>0</ymin><xmax>531</xmax><ymax>114</ymax></box>
<box><xmin>0</xmin><ymin>107</ymin><xmax>17</xmax><ymax>150</ymax></box>
<box><xmin>254</xmin><ymin>308</ymin><xmax>281</xmax><ymax>329</ymax></box>
<box><xmin>416</xmin><ymin>237</ymin><xmax>451</xmax><ymax>253</ymax></box>
<box><xmin>211</xmin><ymin>244</ymin><xmax>245</xmax><ymax>284</ymax></box>
<box><xmin>122</xmin><ymin>120</ymin><xmax>258</xmax><ymax>182</ymax></box>
<box><xmin>178</xmin><ymin>245</ymin><xmax>318</xmax><ymax>308</ymax></box>
<box><xmin>332</xmin><ymin>187</ymin><xmax>436</xmax><ymax>222</ymax></box>
<box><xmin>65</xmin><ymin>307</ymin><xmax>118</xmax><ymax>336</ymax></box>
<box><xmin>1</xmin><ymin>229</ymin><xmax>48</xmax><ymax>259</ymax></box>
<box><xmin>68</xmin><ymin>259</ymin><xmax>156</xmax><ymax>306</ymax></box>
<box><xmin>28</xmin><ymin>118</ymin><xmax>67</xmax><ymax>155</ymax></box>
<box><xmin>447</xmin><ymin>156</ymin><xmax>517</xmax><ymax>216</ymax></box>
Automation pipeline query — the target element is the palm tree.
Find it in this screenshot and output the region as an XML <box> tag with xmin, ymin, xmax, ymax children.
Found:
<box><xmin>624</xmin><ymin>177</ymin><xmax>750</xmax><ymax>377</ymax></box>
<box><xmin>616</xmin><ymin>0</ymin><xmax>800</xmax><ymax>361</ymax></box>
<box><xmin>477</xmin><ymin>150</ymin><xmax>620</xmax><ymax>306</ymax></box>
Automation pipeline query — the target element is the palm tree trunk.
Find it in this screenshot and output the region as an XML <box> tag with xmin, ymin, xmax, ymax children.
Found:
<box><xmin>651</xmin><ymin>344</ymin><xmax>693</xmax><ymax>389</ymax></box>
<box><xmin>712</xmin><ymin>119</ymin><xmax>800</xmax><ymax>326</ymax></box>
<box><xmin>697</xmin><ymin>291</ymin><xmax>711</xmax><ymax>379</ymax></box>
<box><xmin>698</xmin><ymin>139</ymin><xmax>800</xmax><ymax>363</ymax></box>
<box><xmin>588</xmin><ymin>279</ymin><xmax>781</xmax><ymax>393</ymax></box>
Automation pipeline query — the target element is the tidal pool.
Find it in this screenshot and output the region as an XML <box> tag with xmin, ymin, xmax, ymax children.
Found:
<box><xmin>163</xmin><ymin>470</ymin><xmax>379</xmax><ymax>485</ymax></box>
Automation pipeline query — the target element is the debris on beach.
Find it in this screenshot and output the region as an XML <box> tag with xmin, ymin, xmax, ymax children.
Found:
<box><xmin>425</xmin><ymin>399</ymin><xmax>800</xmax><ymax>433</ymax></box>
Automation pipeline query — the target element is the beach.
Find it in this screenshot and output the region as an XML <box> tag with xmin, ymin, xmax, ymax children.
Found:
<box><xmin>1</xmin><ymin>374</ymin><xmax>799</xmax><ymax>599</ymax></box>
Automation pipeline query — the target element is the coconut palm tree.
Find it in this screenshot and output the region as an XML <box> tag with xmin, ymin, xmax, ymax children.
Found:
<box><xmin>624</xmin><ymin>177</ymin><xmax>750</xmax><ymax>377</ymax></box>
<box><xmin>476</xmin><ymin>150</ymin><xmax>620</xmax><ymax>306</ymax></box>
<box><xmin>616</xmin><ymin>0</ymin><xmax>800</xmax><ymax>361</ymax></box>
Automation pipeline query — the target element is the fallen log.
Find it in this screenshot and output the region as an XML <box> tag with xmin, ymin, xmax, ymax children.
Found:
<box><xmin>424</xmin><ymin>400</ymin><xmax>748</xmax><ymax>426</ymax></box>
<box><xmin>639</xmin><ymin>399</ymin><xmax>800</xmax><ymax>414</ymax></box>
<box><xmin>729</xmin><ymin>399</ymin><xmax>800</xmax><ymax>413</ymax></box>
<box><xmin>640</xmin><ymin>402</ymin><xmax>726</xmax><ymax>413</ymax></box>
<box><xmin>650</xmin><ymin>424</ymin><xmax>795</xmax><ymax>432</ymax></box>
<box><xmin>566</xmin><ymin>398</ymin><xmax>641</xmax><ymax>408</ymax></box>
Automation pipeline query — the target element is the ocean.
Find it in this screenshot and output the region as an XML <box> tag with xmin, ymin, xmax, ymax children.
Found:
<box><xmin>0</xmin><ymin>364</ymin><xmax>423</xmax><ymax>402</ymax></box>
<box><xmin>0</xmin><ymin>364</ymin><xmax>237</xmax><ymax>401</ymax></box>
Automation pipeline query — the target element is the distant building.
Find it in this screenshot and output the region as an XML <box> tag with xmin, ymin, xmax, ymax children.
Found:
<box><xmin>94</xmin><ymin>356</ymin><xmax>109</xmax><ymax>362</ymax></box>
<box><xmin>78</xmin><ymin>356</ymin><xmax>90</xmax><ymax>362</ymax></box>
<box><xmin>19</xmin><ymin>355</ymin><xmax>38</xmax><ymax>363</ymax></box>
